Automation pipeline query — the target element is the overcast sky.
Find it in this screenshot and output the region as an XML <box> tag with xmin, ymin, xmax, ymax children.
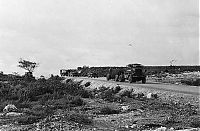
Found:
<box><xmin>0</xmin><ymin>0</ymin><xmax>199</xmax><ymax>76</ymax></box>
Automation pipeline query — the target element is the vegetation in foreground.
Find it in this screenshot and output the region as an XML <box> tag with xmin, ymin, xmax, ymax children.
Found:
<box><xmin>0</xmin><ymin>74</ymin><xmax>199</xmax><ymax>130</ymax></box>
<box><xmin>0</xmin><ymin>75</ymin><xmax>92</xmax><ymax>127</ymax></box>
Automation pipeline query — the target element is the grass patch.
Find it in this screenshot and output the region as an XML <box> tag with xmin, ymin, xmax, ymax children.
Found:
<box><xmin>70</xmin><ymin>96</ymin><xmax>85</xmax><ymax>106</ymax></box>
<box><xmin>190</xmin><ymin>116</ymin><xmax>200</xmax><ymax>128</ymax></box>
<box><xmin>15</xmin><ymin>115</ymin><xmax>40</xmax><ymax>125</ymax></box>
<box><xmin>31</xmin><ymin>104</ymin><xmax>54</xmax><ymax>118</ymax></box>
<box><xmin>99</xmin><ymin>106</ymin><xmax>120</xmax><ymax>115</ymax></box>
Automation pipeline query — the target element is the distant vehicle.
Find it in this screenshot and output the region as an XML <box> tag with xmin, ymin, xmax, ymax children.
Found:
<box><xmin>88</xmin><ymin>72</ymin><xmax>98</xmax><ymax>78</ymax></box>
<box><xmin>60</xmin><ymin>68</ymin><xmax>82</xmax><ymax>77</ymax></box>
<box><xmin>106</xmin><ymin>63</ymin><xmax>146</xmax><ymax>84</ymax></box>
<box><xmin>70</xmin><ymin>71</ymin><xmax>80</xmax><ymax>77</ymax></box>
<box><xmin>125</xmin><ymin>64</ymin><xmax>146</xmax><ymax>83</ymax></box>
<box><xmin>60</xmin><ymin>69</ymin><xmax>70</xmax><ymax>76</ymax></box>
<box><xmin>106</xmin><ymin>68</ymin><xmax>125</xmax><ymax>81</ymax></box>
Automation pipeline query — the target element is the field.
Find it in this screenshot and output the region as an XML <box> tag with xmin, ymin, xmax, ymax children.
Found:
<box><xmin>0</xmin><ymin>75</ymin><xmax>199</xmax><ymax>131</ymax></box>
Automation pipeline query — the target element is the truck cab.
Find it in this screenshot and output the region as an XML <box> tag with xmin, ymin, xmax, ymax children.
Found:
<box><xmin>125</xmin><ymin>64</ymin><xmax>146</xmax><ymax>83</ymax></box>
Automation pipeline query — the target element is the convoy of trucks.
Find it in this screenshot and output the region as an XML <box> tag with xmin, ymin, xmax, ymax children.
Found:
<box><xmin>60</xmin><ymin>69</ymin><xmax>81</xmax><ymax>77</ymax></box>
<box><xmin>60</xmin><ymin>63</ymin><xmax>147</xmax><ymax>84</ymax></box>
<box><xmin>106</xmin><ymin>64</ymin><xmax>146</xmax><ymax>83</ymax></box>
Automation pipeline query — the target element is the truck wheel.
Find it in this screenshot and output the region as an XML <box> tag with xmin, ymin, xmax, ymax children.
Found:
<box><xmin>142</xmin><ymin>77</ymin><xmax>146</xmax><ymax>84</ymax></box>
<box><xmin>106</xmin><ymin>74</ymin><xmax>110</xmax><ymax>81</ymax></box>
<box><xmin>132</xmin><ymin>77</ymin><xmax>136</xmax><ymax>82</ymax></box>
<box><xmin>119</xmin><ymin>74</ymin><xmax>125</xmax><ymax>82</ymax></box>
<box><xmin>128</xmin><ymin>76</ymin><xmax>133</xmax><ymax>83</ymax></box>
<box><xmin>115</xmin><ymin>75</ymin><xmax>119</xmax><ymax>81</ymax></box>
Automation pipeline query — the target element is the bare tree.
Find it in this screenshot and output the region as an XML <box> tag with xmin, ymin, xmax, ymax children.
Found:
<box><xmin>18</xmin><ymin>58</ymin><xmax>39</xmax><ymax>73</ymax></box>
<box><xmin>170</xmin><ymin>59</ymin><xmax>177</xmax><ymax>66</ymax></box>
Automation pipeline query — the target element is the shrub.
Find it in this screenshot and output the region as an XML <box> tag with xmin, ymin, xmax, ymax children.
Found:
<box><xmin>94</xmin><ymin>87</ymin><xmax>124</xmax><ymax>102</ymax></box>
<box><xmin>84</xmin><ymin>82</ymin><xmax>91</xmax><ymax>87</ymax></box>
<box><xmin>181</xmin><ymin>78</ymin><xmax>200</xmax><ymax>86</ymax></box>
<box><xmin>98</xmin><ymin>86</ymin><xmax>109</xmax><ymax>92</ymax></box>
<box><xmin>0</xmin><ymin>101</ymin><xmax>10</xmax><ymax>112</ymax></box>
<box><xmin>0</xmin><ymin>75</ymin><xmax>91</xmax><ymax>102</ymax></box>
<box><xmin>117</xmin><ymin>89</ymin><xmax>132</xmax><ymax>98</ymax></box>
<box><xmin>190</xmin><ymin>116</ymin><xmax>200</xmax><ymax>127</ymax></box>
<box><xmin>70</xmin><ymin>96</ymin><xmax>85</xmax><ymax>106</ymax></box>
<box><xmin>0</xmin><ymin>100</ymin><xmax>19</xmax><ymax>112</ymax></box>
<box><xmin>181</xmin><ymin>79</ymin><xmax>192</xmax><ymax>85</ymax></box>
<box><xmin>193</xmin><ymin>78</ymin><xmax>200</xmax><ymax>86</ymax></box>
<box><xmin>65</xmin><ymin>79</ymin><xmax>72</xmax><ymax>83</ymax></box>
<box><xmin>0</xmin><ymin>83</ymin><xmax>12</xmax><ymax>100</ymax></box>
<box><xmin>50</xmin><ymin>98</ymin><xmax>71</xmax><ymax>109</ymax></box>
<box><xmin>64</xmin><ymin>111</ymin><xmax>92</xmax><ymax>125</ymax></box>
<box><xmin>0</xmin><ymin>75</ymin><xmax>91</xmax><ymax>117</ymax></box>
<box><xmin>100</xmin><ymin>89</ymin><xmax>115</xmax><ymax>102</ymax></box>
<box><xmin>77</xmin><ymin>89</ymin><xmax>90</xmax><ymax>98</ymax></box>
<box><xmin>16</xmin><ymin>101</ymin><xmax>32</xmax><ymax>109</ymax></box>
<box><xmin>31</xmin><ymin>104</ymin><xmax>54</xmax><ymax>118</ymax></box>
<box><xmin>112</xmin><ymin>85</ymin><xmax>121</xmax><ymax>94</ymax></box>
<box><xmin>38</xmin><ymin>93</ymin><xmax>54</xmax><ymax>105</ymax></box>
<box><xmin>15</xmin><ymin>115</ymin><xmax>40</xmax><ymax>125</ymax></box>
<box><xmin>99</xmin><ymin>106</ymin><xmax>120</xmax><ymax>115</ymax></box>
<box><xmin>81</xmin><ymin>90</ymin><xmax>94</xmax><ymax>98</ymax></box>
<box><xmin>21</xmin><ymin>108</ymin><xmax>33</xmax><ymax>115</ymax></box>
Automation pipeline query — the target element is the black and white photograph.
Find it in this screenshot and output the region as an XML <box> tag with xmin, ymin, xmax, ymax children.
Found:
<box><xmin>0</xmin><ymin>0</ymin><xmax>199</xmax><ymax>130</ymax></box>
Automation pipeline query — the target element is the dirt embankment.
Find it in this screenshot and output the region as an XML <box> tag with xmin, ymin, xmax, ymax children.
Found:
<box><xmin>67</xmin><ymin>77</ymin><xmax>199</xmax><ymax>107</ymax></box>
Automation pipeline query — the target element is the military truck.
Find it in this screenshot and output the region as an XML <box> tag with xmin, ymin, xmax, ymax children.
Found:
<box><xmin>106</xmin><ymin>64</ymin><xmax>146</xmax><ymax>84</ymax></box>
<box><xmin>69</xmin><ymin>71</ymin><xmax>80</xmax><ymax>77</ymax></box>
<box><xmin>106</xmin><ymin>68</ymin><xmax>125</xmax><ymax>82</ymax></box>
<box><xmin>124</xmin><ymin>64</ymin><xmax>146</xmax><ymax>83</ymax></box>
<box><xmin>88</xmin><ymin>72</ymin><xmax>98</xmax><ymax>78</ymax></box>
<box><xmin>60</xmin><ymin>69</ymin><xmax>70</xmax><ymax>76</ymax></box>
<box><xmin>60</xmin><ymin>69</ymin><xmax>80</xmax><ymax>77</ymax></box>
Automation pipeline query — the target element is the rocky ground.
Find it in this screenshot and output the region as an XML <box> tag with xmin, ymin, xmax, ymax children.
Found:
<box><xmin>72</xmin><ymin>77</ymin><xmax>199</xmax><ymax>105</ymax></box>
<box><xmin>67</xmin><ymin>77</ymin><xmax>200</xmax><ymax>130</ymax></box>
<box><xmin>0</xmin><ymin>77</ymin><xmax>199</xmax><ymax>131</ymax></box>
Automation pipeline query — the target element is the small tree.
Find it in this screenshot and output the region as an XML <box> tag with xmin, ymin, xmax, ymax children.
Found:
<box><xmin>18</xmin><ymin>58</ymin><xmax>39</xmax><ymax>74</ymax></box>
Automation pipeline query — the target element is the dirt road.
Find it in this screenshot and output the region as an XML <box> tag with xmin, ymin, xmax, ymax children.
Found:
<box><xmin>74</xmin><ymin>77</ymin><xmax>200</xmax><ymax>95</ymax></box>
